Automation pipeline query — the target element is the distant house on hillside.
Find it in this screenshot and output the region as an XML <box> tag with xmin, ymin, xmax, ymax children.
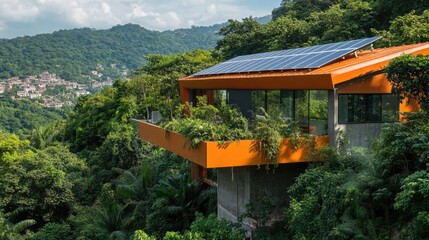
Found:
<box><xmin>75</xmin><ymin>89</ymin><xmax>90</xmax><ymax>97</ymax></box>
<box><xmin>29</xmin><ymin>91</ymin><xmax>41</xmax><ymax>99</ymax></box>
<box><xmin>17</xmin><ymin>91</ymin><xmax>29</xmax><ymax>98</ymax></box>
<box><xmin>135</xmin><ymin>37</ymin><xmax>429</xmax><ymax>230</ymax></box>
<box><xmin>7</xmin><ymin>77</ymin><xmax>22</xmax><ymax>85</ymax></box>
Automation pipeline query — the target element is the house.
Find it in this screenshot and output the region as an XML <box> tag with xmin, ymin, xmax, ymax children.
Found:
<box><xmin>29</xmin><ymin>91</ymin><xmax>42</xmax><ymax>99</ymax></box>
<box><xmin>22</xmin><ymin>85</ymin><xmax>36</xmax><ymax>92</ymax></box>
<box><xmin>91</xmin><ymin>80</ymin><xmax>103</xmax><ymax>88</ymax></box>
<box><xmin>135</xmin><ymin>38</ymin><xmax>429</xmax><ymax>228</ymax></box>
<box><xmin>75</xmin><ymin>89</ymin><xmax>90</xmax><ymax>97</ymax></box>
<box><xmin>17</xmin><ymin>91</ymin><xmax>29</xmax><ymax>98</ymax></box>
<box><xmin>7</xmin><ymin>77</ymin><xmax>22</xmax><ymax>85</ymax></box>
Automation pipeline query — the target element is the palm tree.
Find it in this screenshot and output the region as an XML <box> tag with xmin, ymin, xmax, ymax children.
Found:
<box><xmin>0</xmin><ymin>210</ymin><xmax>36</xmax><ymax>239</ymax></box>
<box><xmin>91</xmin><ymin>197</ymin><xmax>131</xmax><ymax>240</ymax></box>
<box><xmin>113</xmin><ymin>163</ymin><xmax>154</xmax><ymax>203</ymax></box>
<box><xmin>30</xmin><ymin>121</ymin><xmax>64</xmax><ymax>149</ymax></box>
<box><xmin>153</xmin><ymin>174</ymin><xmax>215</xmax><ymax>231</ymax></box>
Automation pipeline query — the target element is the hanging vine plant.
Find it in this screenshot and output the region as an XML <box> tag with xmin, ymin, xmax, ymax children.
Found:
<box><xmin>162</xmin><ymin>98</ymin><xmax>303</xmax><ymax>167</ymax></box>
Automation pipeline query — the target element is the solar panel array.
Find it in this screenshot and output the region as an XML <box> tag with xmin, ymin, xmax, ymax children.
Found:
<box><xmin>193</xmin><ymin>37</ymin><xmax>382</xmax><ymax>76</ymax></box>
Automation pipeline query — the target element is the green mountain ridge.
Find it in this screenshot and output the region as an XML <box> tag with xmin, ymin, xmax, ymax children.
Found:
<box><xmin>0</xmin><ymin>23</ymin><xmax>222</xmax><ymax>81</ymax></box>
<box><xmin>0</xmin><ymin>16</ymin><xmax>271</xmax><ymax>82</ymax></box>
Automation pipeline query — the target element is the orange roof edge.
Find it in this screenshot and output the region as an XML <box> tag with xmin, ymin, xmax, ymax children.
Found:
<box><xmin>331</xmin><ymin>43</ymin><xmax>429</xmax><ymax>85</ymax></box>
<box><xmin>180</xmin><ymin>42</ymin><xmax>429</xmax><ymax>90</ymax></box>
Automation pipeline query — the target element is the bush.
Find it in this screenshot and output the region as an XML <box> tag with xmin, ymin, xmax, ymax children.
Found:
<box><xmin>28</xmin><ymin>223</ymin><xmax>75</xmax><ymax>240</ymax></box>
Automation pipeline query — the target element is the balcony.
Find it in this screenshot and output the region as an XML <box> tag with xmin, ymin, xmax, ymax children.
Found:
<box><xmin>136</xmin><ymin>120</ymin><xmax>329</xmax><ymax>168</ymax></box>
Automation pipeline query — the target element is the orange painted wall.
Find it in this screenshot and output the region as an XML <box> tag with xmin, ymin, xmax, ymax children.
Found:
<box><xmin>137</xmin><ymin>120</ymin><xmax>208</xmax><ymax>167</ymax></box>
<box><xmin>136</xmin><ymin>120</ymin><xmax>329</xmax><ymax>168</ymax></box>
<box><xmin>205</xmin><ymin>136</ymin><xmax>329</xmax><ymax>168</ymax></box>
<box><xmin>337</xmin><ymin>74</ymin><xmax>392</xmax><ymax>94</ymax></box>
<box><xmin>400</xmin><ymin>98</ymin><xmax>420</xmax><ymax>121</ymax></box>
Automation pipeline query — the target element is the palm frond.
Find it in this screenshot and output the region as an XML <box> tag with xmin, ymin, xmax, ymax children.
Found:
<box><xmin>12</xmin><ymin>219</ymin><xmax>36</xmax><ymax>233</ymax></box>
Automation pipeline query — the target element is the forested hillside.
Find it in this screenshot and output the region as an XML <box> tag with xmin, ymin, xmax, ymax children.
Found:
<box><xmin>1</xmin><ymin>0</ymin><xmax>429</xmax><ymax>239</ymax></box>
<box><xmin>0</xmin><ymin>98</ymin><xmax>64</xmax><ymax>137</ymax></box>
<box><xmin>215</xmin><ymin>0</ymin><xmax>429</xmax><ymax>60</ymax></box>
<box><xmin>0</xmin><ymin>23</ymin><xmax>222</xmax><ymax>81</ymax></box>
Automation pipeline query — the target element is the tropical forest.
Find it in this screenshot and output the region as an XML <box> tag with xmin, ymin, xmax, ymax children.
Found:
<box><xmin>1</xmin><ymin>0</ymin><xmax>429</xmax><ymax>239</ymax></box>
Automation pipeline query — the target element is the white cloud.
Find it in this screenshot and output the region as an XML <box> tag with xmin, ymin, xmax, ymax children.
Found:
<box><xmin>206</xmin><ymin>4</ymin><xmax>217</xmax><ymax>16</ymax></box>
<box><xmin>69</xmin><ymin>7</ymin><xmax>88</xmax><ymax>26</ymax></box>
<box><xmin>0</xmin><ymin>1</ymin><xmax>40</xmax><ymax>21</ymax></box>
<box><xmin>182</xmin><ymin>0</ymin><xmax>206</xmax><ymax>7</ymax></box>
<box><xmin>102</xmin><ymin>2</ymin><xmax>111</xmax><ymax>14</ymax></box>
<box><xmin>128</xmin><ymin>4</ymin><xmax>150</xmax><ymax>18</ymax></box>
<box><xmin>0</xmin><ymin>0</ymin><xmax>280</xmax><ymax>38</ymax></box>
<box><xmin>167</xmin><ymin>11</ymin><xmax>181</xmax><ymax>26</ymax></box>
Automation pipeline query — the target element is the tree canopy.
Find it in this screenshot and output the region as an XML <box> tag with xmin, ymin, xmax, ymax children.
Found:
<box><xmin>385</xmin><ymin>54</ymin><xmax>429</xmax><ymax>111</ymax></box>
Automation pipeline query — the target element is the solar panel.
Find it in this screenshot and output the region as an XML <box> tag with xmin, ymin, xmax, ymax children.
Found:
<box><xmin>193</xmin><ymin>36</ymin><xmax>382</xmax><ymax>76</ymax></box>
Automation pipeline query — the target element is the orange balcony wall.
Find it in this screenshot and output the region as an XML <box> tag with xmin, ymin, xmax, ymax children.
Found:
<box><xmin>136</xmin><ymin>120</ymin><xmax>329</xmax><ymax>168</ymax></box>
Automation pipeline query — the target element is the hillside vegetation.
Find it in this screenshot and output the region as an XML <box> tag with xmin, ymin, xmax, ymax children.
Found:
<box><xmin>0</xmin><ymin>23</ymin><xmax>222</xmax><ymax>81</ymax></box>
<box><xmin>0</xmin><ymin>98</ymin><xmax>64</xmax><ymax>137</ymax></box>
<box><xmin>215</xmin><ymin>0</ymin><xmax>429</xmax><ymax>60</ymax></box>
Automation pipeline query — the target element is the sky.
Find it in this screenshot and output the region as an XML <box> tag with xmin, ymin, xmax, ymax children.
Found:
<box><xmin>0</xmin><ymin>0</ymin><xmax>281</xmax><ymax>39</ymax></box>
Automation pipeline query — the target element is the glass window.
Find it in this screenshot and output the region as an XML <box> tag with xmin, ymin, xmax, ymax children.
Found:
<box><xmin>295</xmin><ymin>90</ymin><xmax>309</xmax><ymax>125</ymax></box>
<box><xmin>338</xmin><ymin>94</ymin><xmax>398</xmax><ymax>124</ymax></box>
<box><xmin>251</xmin><ymin>90</ymin><xmax>266</xmax><ymax>114</ymax></box>
<box><xmin>382</xmin><ymin>94</ymin><xmax>400</xmax><ymax>122</ymax></box>
<box><xmin>266</xmin><ymin>90</ymin><xmax>281</xmax><ymax>115</ymax></box>
<box><xmin>227</xmin><ymin>89</ymin><xmax>329</xmax><ymax>135</ymax></box>
<box><xmin>338</xmin><ymin>95</ymin><xmax>349</xmax><ymax>123</ymax></box>
<box><xmin>310</xmin><ymin>91</ymin><xmax>328</xmax><ymax>135</ymax></box>
<box><xmin>280</xmin><ymin>91</ymin><xmax>294</xmax><ymax>119</ymax></box>
<box><xmin>366</xmin><ymin>95</ymin><xmax>382</xmax><ymax>122</ymax></box>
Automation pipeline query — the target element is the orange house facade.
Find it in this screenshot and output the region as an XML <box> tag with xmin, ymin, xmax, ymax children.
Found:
<box><xmin>136</xmin><ymin>40</ymin><xmax>429</xmax><ymax>226</ymax></box>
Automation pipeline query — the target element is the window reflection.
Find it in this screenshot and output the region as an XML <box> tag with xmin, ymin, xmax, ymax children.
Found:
<box><xmin>226</xmin><ymin>89</ymin><xmax>328</xmax><ymax>135</ymax></box>
<box><xmin>338</xmin><ymin>94</ymin><xmax>399</xmax><ymax>124</ymax></box>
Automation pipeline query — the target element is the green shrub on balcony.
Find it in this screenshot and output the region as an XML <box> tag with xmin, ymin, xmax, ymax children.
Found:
<box><xmin>162</xmin><ymin>97</ymin><xmax>303</xmax><ymax>166</ymax></box>
<box><xmin>164</xmin><ymin>98</ymin><xmax>252</xmax><ymax>149</ymax></box>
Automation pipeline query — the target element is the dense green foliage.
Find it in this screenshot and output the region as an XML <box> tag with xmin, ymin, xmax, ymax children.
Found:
<box><xmin>215</xmin><ymin>0</ymin><xmax>429</xmax><ymax>60</ymax></box>
<box><xmin>164</xmin><ymin>100</ymin><xmax>301</xmax><ymax>166</ymax></box>
<box><xmin>130</xmin><ymin>50</ymin><xmax>217</xmax><ymax>119</ymax></box>
<box><xmin>0</xmin><ymin>99</ymin><xmax>64</xmax><ymax>137</ymax></box>
<box><xmin>385</xmin><ymin>54</ymin><xmax>429</xmax><ymax>111</ymax></box>
<box><xmin>285</xmin><ymin>111</ymin><xmax>429</xmax><ymax>239</ymax></box>
<box><xmin>0</xmin><ymin>24</ymin><xmax>221</xmax><ymax>81</ymax></box>
<box><xmin>164</xmin><ymin>98</ymin><xmax>251</xmax><ymax>149</ymax></box>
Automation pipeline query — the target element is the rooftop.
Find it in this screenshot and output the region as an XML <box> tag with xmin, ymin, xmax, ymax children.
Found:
<box><xmin>181</xmin><ymin>42</ymin><xmax>429</xmax><ymax>90</ymax></box>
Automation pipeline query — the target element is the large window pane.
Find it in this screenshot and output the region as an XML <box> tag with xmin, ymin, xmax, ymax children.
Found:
<box><xmin>295</xmin><ymin>90</ymin><xmax>309</xmax><ymax>125</ymax></box>
<box><xmin>280</xmin><ymin>90</ymin><xmax>294</xmax><ymax>119</ymax></box>
<box><xmin>338</xmin><ymin>94</ymin><xmax>398</xmax><ymax>124</ymax></box>
<box><xmin>366</xmin><ymin>95</ymin><xmax>382</xmax><ymax>122</ymax></box>
<box><xmin>382</xmin><ymin>94</ymin><xmax>399</xmax><ymax>122</ymax></box>
<box><xmin>310</xmin><ymin>90</ymin><xmax>328</xmax><ymax>135</ymax></box>
<box><xmin>338</xmin><ymin>95</ymin><xmax>348</xmax><ymax>123</ymax></box>
<box><xmin>227</xmin><ymin>90</ymin><xmax>253</xmax><ymax>119</ymax></box>
<box><xmin>267</xmin><ymin>90</ymin><xmax>281</xmax><ymax>115</ymax></box>
<box><xmin>251</xmin><ymin>90</ymin><xmax>266</xmax><ymax>114</ymax></box>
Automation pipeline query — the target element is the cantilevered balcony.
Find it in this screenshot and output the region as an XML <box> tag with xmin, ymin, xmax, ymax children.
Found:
<box><xmin>136</xmin><ymin>120</ymin><xmax>329</xmax><ymax>168</ymax></box>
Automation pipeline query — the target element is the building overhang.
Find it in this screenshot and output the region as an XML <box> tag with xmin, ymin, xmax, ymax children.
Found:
<box><xmin>136</xmin><ymin>120</ymin><xmax>329</xmax><ymax>168</ymax></box>
<box><xmin>180</xmin><ymin>43</ymin><xmax>429</xmax><ymax>91</ymax></box>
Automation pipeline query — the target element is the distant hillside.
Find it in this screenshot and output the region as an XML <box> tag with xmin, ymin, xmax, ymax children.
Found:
<box><xmin>0</xmin><ymin>23</ymin><xmax>223</xmax><ymax>82</ymax></box>
<box><xmin>0</xmin><ymin>98</ymin><xmax>64</xmax><ymax>137</ymax></box>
